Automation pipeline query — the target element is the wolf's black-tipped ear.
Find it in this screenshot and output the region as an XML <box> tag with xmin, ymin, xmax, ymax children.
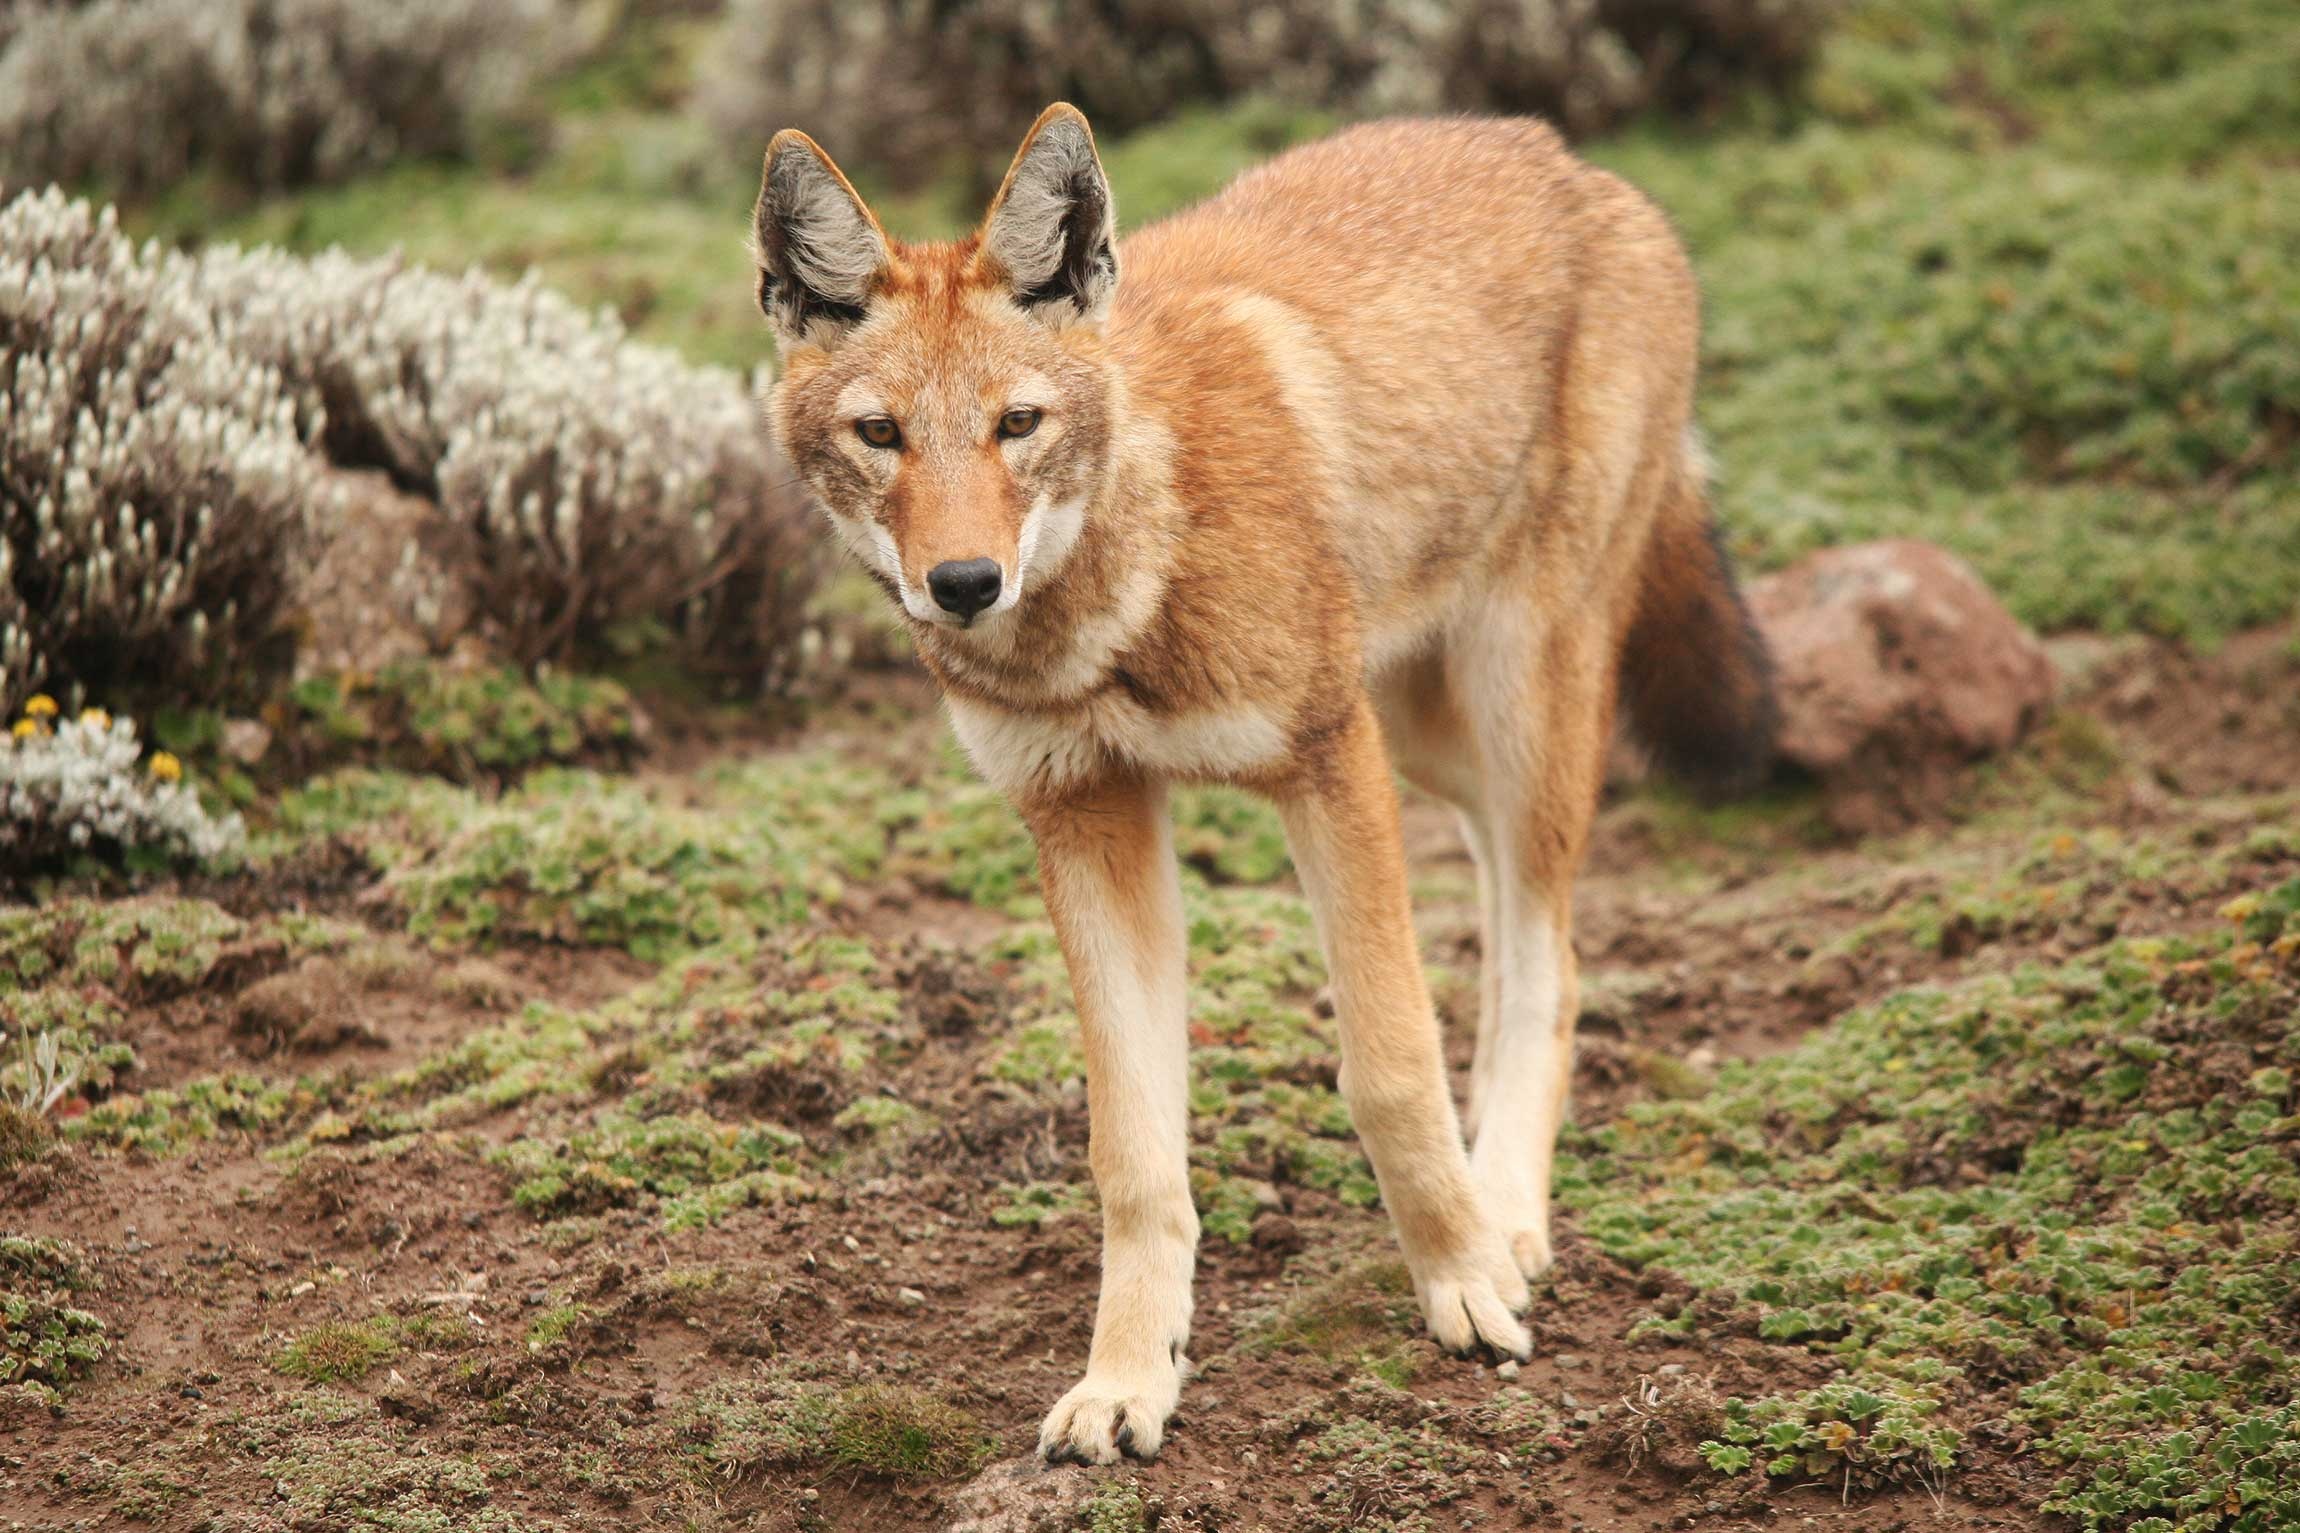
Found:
<box><xmin>753</xmin><ymin>130</ymin><xmax>890</xmax><ymax>347</ymax></box>
<box><xmin>981</xmin><ymin>103</ymin><xmax>1117</xmax><ymax>323</ymax></box>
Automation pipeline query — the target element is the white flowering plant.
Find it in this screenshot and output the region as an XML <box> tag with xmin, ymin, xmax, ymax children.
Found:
<box><xmin>1</xmin><ymin>187</ymin><xmax>818</xmax><ymax>712</ymax></box>
<box><xmin>1</xmin><ymin>191</ymin><xmax>316</xmax><ymax>712</ymax></box>
<box><xmin>1</xmin><ymin>700</ymin><xmax>243</xmax><ymax>872</ymax></box>
<box><xmin>195</xmin><ymin>244</ymin><xmax>819</xmax><ymax>690</ymax></box>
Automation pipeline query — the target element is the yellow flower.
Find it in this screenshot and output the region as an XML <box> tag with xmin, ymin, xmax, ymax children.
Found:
<box><xmin>10</xmin><ymin>717</ymin><xmax>38</xmax><ymax>739</ymax></box>
<box><xmin>148</xmin><ymin>751</ymin><xmax>183</xmax><ymax>783</ymax></box>
<box><xmin>80</xmin><ymin>706</ymin><xmax>111</xmax><ymax>730</ymax></box>
<box><xmin>23</xmin><ymin>694</ymin><xmax>57</xmax><ymax>719</ymax></box>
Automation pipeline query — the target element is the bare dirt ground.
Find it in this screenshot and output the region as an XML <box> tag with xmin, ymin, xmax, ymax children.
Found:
<box><xmin>4</xmin><ymin>630</ymin><xmax>2297</xmax><ymax>1532</ymax></box>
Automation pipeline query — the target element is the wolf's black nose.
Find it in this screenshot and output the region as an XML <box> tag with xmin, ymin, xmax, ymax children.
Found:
<box><xmin>927</xmin><ymin>558</ymin><xmax>1002</xmax><ymax>619</ymax></box>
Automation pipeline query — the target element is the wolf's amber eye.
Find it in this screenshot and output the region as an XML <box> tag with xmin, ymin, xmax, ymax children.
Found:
<box><xmin>997</xmin><ymin>407</ymin><xmax>1042</xmax><ymax>440</ymax></box>
<box><xmin>855</xmin><ymin>417</ymin><xmax>902</xmax><ymax>450</ymax></box>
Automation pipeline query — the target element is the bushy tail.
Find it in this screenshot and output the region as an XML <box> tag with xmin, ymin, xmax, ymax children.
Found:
<box><xmin>1618</xmin><ymin>462</ymin><xmax>1778</xmax><ymax>798</ymax></box>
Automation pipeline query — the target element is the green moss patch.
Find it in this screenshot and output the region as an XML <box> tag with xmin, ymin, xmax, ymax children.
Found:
<box><xmin>494</xmin><ymin>1110</ymin><xmax>807</xmax><ymax>1228</ymax></box>
<box><xmin>267</xmin><ymin>663</ymin><xmax>642</xmax><ymax>783</ymax></box>
<box><xmin>1562</xmin><ymin>874</ymin><xmax>2300</xmax><ymax>1526</ymax></box>
<box><xmin>1250</xmin><ymin>1259</ymin><xmax>1423</xmax><ymax>1389</ymax></box>
<box><xmin>1588</xmin><ymin>0</ymin><xmax>2300</xmax><ymax>641</ymax></box>
<box><xmin>2</xmin><ymin>1237</ymin><xmax>108</xmax><ymax>1407</ymax></box>
<box><xmin>1</xmin><ymin>897</ymin><xmax>251</xmax><ymax>998</ymax></box>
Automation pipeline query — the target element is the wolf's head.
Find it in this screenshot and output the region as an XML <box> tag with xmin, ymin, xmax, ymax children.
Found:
<box><xmin>754</xmin><ymin>104</ymin><xmax>1120</xmax><ymax>631</ymax></box>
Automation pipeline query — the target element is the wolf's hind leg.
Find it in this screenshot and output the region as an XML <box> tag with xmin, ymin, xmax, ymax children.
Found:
<box><xmin>1277</xmin><ymin>696</ymin><xmax>1531</xmax><ymax>1360</ymax></box>
<box><xmin>1451</xmin><ymin>602</ymin><xmax>1610</xmax><ymax>1280</ymax></box>
<box><xmin>1371</xmin><ymin>655</ymin><xmax>1506</xmax><ymax>1143</ymax></box>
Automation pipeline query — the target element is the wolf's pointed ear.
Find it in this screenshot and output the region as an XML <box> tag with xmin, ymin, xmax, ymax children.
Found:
<box><xmin>980</xmin><ymin>103</ymin><xmax>1117</xmax><ymax>323</ymax></box>
<box><xmin>753</xmin><ymin>130</ymin><xmax>891</xmax><ymax>347</ymax></box>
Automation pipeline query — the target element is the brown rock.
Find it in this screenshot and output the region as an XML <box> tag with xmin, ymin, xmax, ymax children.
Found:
<box><xmin>376</xmin><ymin>1385</ymin><xmax>440</xmax><ymax>1425</ymax></box>
<box><xmin>1249</xmin><ymin>1212</ymin><xmax>1304</xmax><ymax>1256</ymax></box>
<box><xmin>942</xmin><ymin>1457</ymin><xmax>1095</xmax><ymax>1532</ymax></box>
<box><xmin>220</xmin><ymin>717</ymin><xmax>272</xmax><ymax>765</ymax></box>
<box><xmin>1749</xmin><ymin>540</ymin><xmax>2054</xmax><ymax>829</ymax></box>
<box><xmin>292</xmin><ymin>470</ymin><xmax>480</xmax><ymax>678</ymax></box>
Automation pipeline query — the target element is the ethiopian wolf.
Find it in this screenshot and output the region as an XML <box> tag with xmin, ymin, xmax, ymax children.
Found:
<box><xmin>750</xmin><ymin>104</ymin><xmax>1775</xmax><ymax>1465</ymax></box>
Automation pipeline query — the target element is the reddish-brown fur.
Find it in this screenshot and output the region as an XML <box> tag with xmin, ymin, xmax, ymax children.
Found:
<box><xmin>753</xmin><ymin>104</ymin><xmax>1775</xmax><ymax>1465</ymax></box>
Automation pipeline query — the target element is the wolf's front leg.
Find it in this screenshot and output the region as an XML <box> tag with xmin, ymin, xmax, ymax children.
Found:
<box><xmin>1276</xmin><ymin>698</ymin><xmax>1533</xmax><ymax>1360</ymax></box>
<box><xmin>1022</xmin><ymin>776</ymin><xmax>1198</xmax><ymax>1464</ymax></box>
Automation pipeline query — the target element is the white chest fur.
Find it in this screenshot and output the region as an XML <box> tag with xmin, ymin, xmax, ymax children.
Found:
<box><xmin>947</xmin><ymin>692</ymin><xmax>1287</xmax><ymax>799</ymax></box>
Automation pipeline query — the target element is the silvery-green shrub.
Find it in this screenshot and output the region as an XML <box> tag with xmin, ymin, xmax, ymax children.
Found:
<box><xmin>1</xmin><ymin>187</ymin><xmax>818</xmax><ymax>710</ymax></box>
<box><xmin>193</xmin><ymin>246</ymin><xmax>818</xmax><ymax>690</ymax></box>
<box><xmin>0</xmin><ymin>0</ymin><xmax>559</xmax><ymax>199</ymax></box>
<box><xmin>0</xmin><ymin>190</ymin><xmax>315</xmax><ymax>710</ymax></box>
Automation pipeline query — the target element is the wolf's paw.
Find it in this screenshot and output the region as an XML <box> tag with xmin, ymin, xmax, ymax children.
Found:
<box><xmin>1037</xmin><ymin>1363</ymin><xmax>1185</xmax><ymax>1465</ymax></box>
<box><xmin>1501</xmin><ymin>1221</ymin><xmax>1554</xmax><ymax>1281</ymax></box>
<box><xmin>1414</xmin><ymin>1240</ymin><xmax>1533</xmax><ymax>1361</ymax></box>
<box><xmin>1471</xmin><ymin>1171</ymin><xmax>1557</xmax><ymax>1282</ymax></box>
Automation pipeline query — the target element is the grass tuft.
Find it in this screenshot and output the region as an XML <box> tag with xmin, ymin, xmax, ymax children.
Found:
<box><xmin>826</xmin><ymin>1384</ymin><xmax>994</xmax><ymax>1481</ymax></box>
<box><xmin>275</xmin><ymin>1318</ymin><xmax>400</xmax><ymax>1384</ymax></box>
<box><xmin>0</xmin><ymin>1103</ymin><xmax>56</xmax><ymax>1168</ymax></box>
<box><xmin>679</xmin><ymin>1371</ymin><xmax>990</xmax><ymax>1484</ymax></box>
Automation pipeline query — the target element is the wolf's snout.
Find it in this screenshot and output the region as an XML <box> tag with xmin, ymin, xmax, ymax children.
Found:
<box><xmin>927</xmin><ymin>558</ymin><xmax>1003</xmax><ymax>619</ymax></box>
